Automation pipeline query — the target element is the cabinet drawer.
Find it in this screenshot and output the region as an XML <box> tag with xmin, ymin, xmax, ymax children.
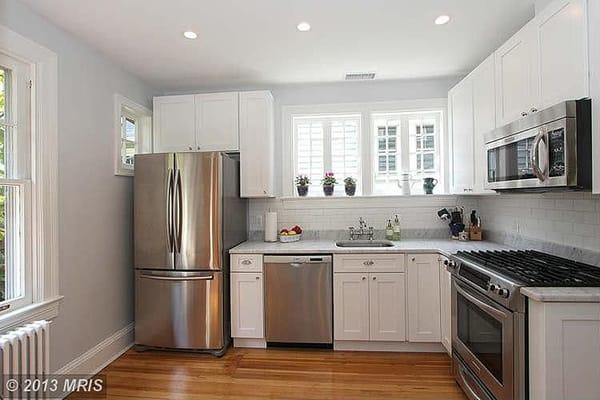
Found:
<box><xmin>334</xmin><ymin>254</ymin><xmax>405</xmax><ymax>273</ymax></box>
<box><xmin>231</xmin><ymin>254</ymin><xmax>263</xmax><ymax>272</ymax></box>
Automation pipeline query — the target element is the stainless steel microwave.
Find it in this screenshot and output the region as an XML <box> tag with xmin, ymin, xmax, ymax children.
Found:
<box><xmin>485</xmin><ymin>99</ymin><xmax>591</xmax><ymax>191</ymax></box>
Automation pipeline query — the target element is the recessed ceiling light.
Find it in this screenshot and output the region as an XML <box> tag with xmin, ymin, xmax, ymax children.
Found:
<box><xmin>435</xmin><ymin>15</ymin><xmax>451</xmax><ymax>25</ymax></box>
<box><xmin>183</xmin><ymin>31</ymin><xmax>198</xmax><ymax>39</ymax></box>
<box><xmin>297</xmin><ymin>22</ymin><xmax>311</xmax><ymax>32</ymax></box>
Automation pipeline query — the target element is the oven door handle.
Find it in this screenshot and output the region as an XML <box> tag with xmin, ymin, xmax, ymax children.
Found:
<box><xmin>530</xmin><ymin>128</ymin><xmax>547</xmax><ymax>182</ymax></box>
<box><xmin>455</xmin><ymin>282</ymin><xmax>509</xmax><ymax>321</ymax></box>
<box><xmin>457</xmin><ymin>363</ymin><xmax>487</xmax><ymax>400</ymax></box>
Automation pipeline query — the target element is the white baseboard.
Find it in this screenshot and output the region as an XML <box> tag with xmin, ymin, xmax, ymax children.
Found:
<box><xmin>55</xmin><ymin>322</ymin><xmax>134</xmax><ymax>376</ymax></box>
<box><xmin>334</xmin><ymin>340</ymin><xmax>446</xmax><ymax>353</ymax></box>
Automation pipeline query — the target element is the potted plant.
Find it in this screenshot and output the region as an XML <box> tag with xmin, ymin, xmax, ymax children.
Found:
<box><xmin>344</xmin><ymin>177</ymin><xmax>357</xmax><ymax>196</ymax></box>
<box><xmin>295</xmin><ymin>175</ymin><xmax>310</xmax><ymax>197</ymax></box>
<box><xmin>321</xmin><ymin>172</ymin><xmax>337</xmax><ymax>196</ymax></box>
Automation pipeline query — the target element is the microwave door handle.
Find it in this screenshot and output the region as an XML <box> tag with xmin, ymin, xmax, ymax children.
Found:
<box><xmin>454</xmin><ymin>282</ymin><xmax>508</xmax><ymax>321</ymax></box>
<box><xmin>530</xmin><ymin>129</ymin><xmax>547</xmax><ymax>182</ymax></box>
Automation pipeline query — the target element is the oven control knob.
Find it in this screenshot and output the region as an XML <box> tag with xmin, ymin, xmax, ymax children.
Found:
<box><xmin>498</xmin><ymin>288</ymin><xmax>510</xmax><ymax>298</ymax></box>
<box><xmin>489</xmin><ymin>284</ymin><xmax>498</xmax><ymax>293</ymax></box>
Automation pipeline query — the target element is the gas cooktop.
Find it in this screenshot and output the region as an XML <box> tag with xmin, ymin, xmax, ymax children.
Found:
<box><xmin>454</xmin><ymin>250</ymin><xmax>600</xmax><ymax>287</ymax></box>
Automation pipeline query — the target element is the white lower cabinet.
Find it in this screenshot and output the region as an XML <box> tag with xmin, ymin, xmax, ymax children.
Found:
<box><xmin>439</xmin><ymin>256</ymin><xmax>452</xmax><ymax>354</ymax></box>
<box><xmin>529</xmin><ymin>300</ymin><xmax>600</xmax><ymax>400</ymax></box>
<box><xmin>334</xmin><ymin>273</ymin><xmax>370</xmax><ymax>341</ymax></box>
<box><xmin>231</xmin><ymin>272</ymin><xmax>264</xmax><ymax>339</ymax></box>
<box><xmin>369</xmin><ymin>273</ymin><xmax>407</xmax><ymax>341</ymax></box>
<box><xmin>407</xmin><ymin>254</ymin><xmax>442</xmax><ymax>342</ymax></box>
<box><xmin>334</xmin><ymin>271</ymin><xmax>406</xmax><ymax>342</ymax></box>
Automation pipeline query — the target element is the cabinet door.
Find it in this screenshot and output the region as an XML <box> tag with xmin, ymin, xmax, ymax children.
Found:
<box><xmin>231</xmin><ymin>273</ymin><xmax>264</xmax><ymax>338</ymax></box>
<box><xmin>538</xmin><ymin>0</ymin><xmax>589</xmax><ymax>108</ymax></box>
<box><xmin>449</xmin><ymin>78</ymin><xmax>475</xmax><ymax>194</ymax></box>
<box><xmin>407</xmin><ymin>254</ymin><xmax>441</xmax><ymax>342</ymax></box>
<box><xmin>472</xmin><ymin>55</ymin><xmax>497</xmax><ymax>194</ymax></box>
<box><xmin>334</xmin><ymin>273</ymin><xmax>369</xmax><ymax>341</ymax></box>
<box><xmin>153</xmin><ymin>95</ymin><xmax>196</xmax><ymax>153</ymax></box>
<box><xmin>239</xmin><ymin>91</ymin><xmax>275</xmax><ymax>197</ymax></box>
<box><xmin>495</xmin><ymin>20</ymin><xmax>540</xmax><ymax>126</ymax></box>
<box><xmin>439</xmin><ymin>257</ymin><xmax>452</xmax><ymax>355</ymax></box>
<box><xmin>195</xmin><ymin>92</ymin><xmax>239</xmax><ymax>151</ymax></box>
<box><xmin>369</xmin><ymin>273</ymin><xmax>406</xmax><ymax>342</ymax></box>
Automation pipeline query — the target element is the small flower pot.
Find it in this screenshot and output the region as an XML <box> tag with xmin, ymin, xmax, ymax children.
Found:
<box><xmin>297</xmin><ymin>185</ymin><xmax>309</xmax><ymax>197</ymax></box>
<box><xmin>323</xmin><ymin>185</ymin><xmax>335</xmax><ymax>196</ymax></box>
<box><xmin>345</xmin><ymin>185</ymin><xmax>356</xmax><ymax>196</ymax></box>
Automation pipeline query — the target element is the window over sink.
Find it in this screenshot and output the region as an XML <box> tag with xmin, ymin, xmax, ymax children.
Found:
<box><xmin>285</xmin><ymin>100</ymin><xmax>446</xmax><ymax>197</ymax></box>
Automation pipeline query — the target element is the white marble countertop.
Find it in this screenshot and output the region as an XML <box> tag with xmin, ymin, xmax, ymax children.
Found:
<box><xmin>521</xmin><ymin>287</ymin><xmax>600</xmax><ymax>303</ymax></box>
<box><xmin>229</xmin><ymin>239</ymin><xmax>514</xmax><ymax>257</ymax></box>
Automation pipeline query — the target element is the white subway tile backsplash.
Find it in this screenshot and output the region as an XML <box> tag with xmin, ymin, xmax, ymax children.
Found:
<box><xmin>478</xmin><ymin>193</ymin><xmax>600</xmax><ymax>252</ymax></box>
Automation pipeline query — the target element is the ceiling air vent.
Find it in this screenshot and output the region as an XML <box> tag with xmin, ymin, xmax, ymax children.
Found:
<box><xmin>344</xmin><ymin>72</ymin><xmax>376</xmax><ymax>81</ymax></box>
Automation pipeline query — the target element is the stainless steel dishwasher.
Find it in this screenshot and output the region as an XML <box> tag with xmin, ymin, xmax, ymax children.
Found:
<box><xmin>264</xmin><ymin>255</ymin><xmax>333</xmax><ymax>346</ymax></box>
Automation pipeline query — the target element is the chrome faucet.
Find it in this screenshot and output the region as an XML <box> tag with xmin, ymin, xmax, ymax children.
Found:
<box><xmin>348</xmin><ymin>217</ymin><xmax>374</xmax><ymax>240</ymax></box>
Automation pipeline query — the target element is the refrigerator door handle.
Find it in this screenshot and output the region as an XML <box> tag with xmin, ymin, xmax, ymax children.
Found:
<box><xmin>174</xmin><ymin>168</ymin><xmax>183</xmax><ymax>253</ymax></box>
<box><xmin>166</xmin><ymin>168</ymin><xmax>175</xmax><ymax>252</ymax></box>
<box><xmin>140</xmin><ymin>274</ymin><xmax>214</xmax><ymax>282</ymax></box>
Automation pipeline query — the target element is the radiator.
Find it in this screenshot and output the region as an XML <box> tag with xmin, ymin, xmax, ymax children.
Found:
<box><xmin>0</xmin><ymin>320</ymin><xmax>50</xmax><ymax>399</ymax></box>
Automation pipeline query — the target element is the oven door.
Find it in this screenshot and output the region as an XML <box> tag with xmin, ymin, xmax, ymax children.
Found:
<box><xmin>452</xmin><ymin>279</ymin><xmax>514</xmax><ymax>400</ymax></box>
<box><xmin>485</xmin><ymin>118</ymin><xmax>571</xmax><ymax>190</ymax></box>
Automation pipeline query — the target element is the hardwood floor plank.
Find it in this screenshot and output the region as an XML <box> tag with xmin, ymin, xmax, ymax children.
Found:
<box><xmin>67</xmin><ymin>348</ymin><xmax>466</xmax><ymax>400</ymax></box>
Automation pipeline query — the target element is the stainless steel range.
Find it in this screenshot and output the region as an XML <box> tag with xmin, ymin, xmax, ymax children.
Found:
<box><xmin>446</xmin><ymin>250</ymin><xmax>600</xmax><ymax>400</ymax></box>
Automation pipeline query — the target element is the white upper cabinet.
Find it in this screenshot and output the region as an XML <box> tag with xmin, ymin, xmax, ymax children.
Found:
<box><xmin>407</xmin><ymin>254</ymin><xmax>441</xmax><ymax>342</ymax></box>
<box><xmin>153</xmin><ymin>95</ymin><xmax>196</xmax><ymax>153</ymax></box>
<box><xmin>449</xmin><ymin>77</ymin><xmax>475</xmax><ymax>194</ymax></box>
<box><xmin>495</xmin><ymin>20</ymin><xmax>541</xmax><ymax>126</ymax></box>
<box><xmin>537</xmin><ymin>0</ymin><xmax>589</xmax><ymax>108</ymax></box>
<box><xmin>195</xmin><ymin>92</ymin><xmax>239</xmax><ymax>151</ymax></box>
<box><xmin>472</xmin><ymin>55</ymin><xmax>497</xmax><ymax>194</ymax></box>
<box><xmin>153</xmin><ymin>92</ymin><xmax>240</xmax><ymax>153</ymax></box>
<box><xmin>239</xmin><ymin>91</ymin><xmax>276</xmax><ymax>197</ymax></box>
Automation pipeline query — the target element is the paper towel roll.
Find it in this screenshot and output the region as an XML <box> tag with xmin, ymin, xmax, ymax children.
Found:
<box><xmin>264</xmin><ymin>212</ymin><xmax>278</xmax><ymax>242</ymax></box>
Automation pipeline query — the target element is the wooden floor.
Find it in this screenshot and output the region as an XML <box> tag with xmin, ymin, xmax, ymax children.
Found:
<box><xmin>69</xmin><ymin>347</ymin><xmax>466</xmax><ymax>400</ymax></box>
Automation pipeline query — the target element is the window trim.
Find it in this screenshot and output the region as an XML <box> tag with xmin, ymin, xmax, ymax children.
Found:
<box><xmin>0</xmin><ymin>23</ymin><xmax>61</xmax><ymax>331</ymax></box>
<box><xmin>114</xmin><ymin>94</ymin><xmax>152</xmax><ymax>177</ymax></box>
<box><xmin>282</xmin><ymin>99</ymin><xmax>448</xmax><ymax>197</ymax></box>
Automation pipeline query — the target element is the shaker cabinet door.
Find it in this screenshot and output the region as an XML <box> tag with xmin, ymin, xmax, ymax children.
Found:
<box><xmin>369</xmin><ymin>273</ymin><xmax>406</xmax><ymax>342</ymax></box>
<box><xmin>334</xmin><ymin>273</ymin><xmax>370</xmax><ymax>341</ymax></box>
<box><xmin>407</xmin><ymin>254</ymin><xmax>442</xmax><ymax>342</ymax></box>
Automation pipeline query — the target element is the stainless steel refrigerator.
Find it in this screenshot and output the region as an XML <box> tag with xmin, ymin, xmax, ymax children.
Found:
<box><xmin>133</xmin><ymin>152</ymin><xmax>247</xmax><ymax>356</ymax></box>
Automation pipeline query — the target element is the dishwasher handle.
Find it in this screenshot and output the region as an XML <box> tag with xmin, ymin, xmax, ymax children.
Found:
<box><xmin>264</xmin><ymin>255</ymin><xmax>332</xmax><ymax>264</ymax></box>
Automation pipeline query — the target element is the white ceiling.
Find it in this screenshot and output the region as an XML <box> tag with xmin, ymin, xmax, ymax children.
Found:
<box><xmin>21</xmin><ymin>0</ymin><xmax>535</xmax><ymax>91</ymax></box>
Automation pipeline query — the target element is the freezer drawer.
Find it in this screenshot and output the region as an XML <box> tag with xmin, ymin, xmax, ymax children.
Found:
<box><xmin>135</xmin><ymin>270</ymin><xmax>223</xmax><ymax>349</ymax></box>
<box><xmin>264</xmin><ymin>255</ymin><xmax>333</xmax><ymax>344</ymax></box>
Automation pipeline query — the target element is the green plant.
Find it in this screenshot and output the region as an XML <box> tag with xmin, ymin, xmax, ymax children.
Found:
<box><xmin>295</xmin><ymin>175</ymin><xmax>310</xmax><ymax>186</ymax></box>
<box><xmin>321</xmin><ymin>172</ymin><xmax>337</xmax><ymax>186</ymax></box>
<box><xmin>344</xmin><ymin>177</ymin><xmax>357</xmax><ymax>186</ymax></box>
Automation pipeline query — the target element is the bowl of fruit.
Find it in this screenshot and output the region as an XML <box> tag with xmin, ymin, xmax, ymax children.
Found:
<box><xmin>279</xmin><ymin>225</ymin><xmax>303</xmax><ymax>243</ymax></box>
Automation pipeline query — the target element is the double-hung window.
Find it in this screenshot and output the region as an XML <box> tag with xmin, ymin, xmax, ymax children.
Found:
<box><xmin>293</xmin><ymin>114</ymin><xmax>361</xmax><ymax>195</ymax></box>
<box><xmin>0</xmin><ymin>52</ymin><xmax>32</xmax><ymax>311</ymax></box>
<box><xmin>372</xmin><ymin>111</ymin><xmax>442</xmax><ymax>195</ymax></box>
<box><xmin>114</xmin><ymin>94</ymin><xmax>152</xmax><ymax>176</ymax></box>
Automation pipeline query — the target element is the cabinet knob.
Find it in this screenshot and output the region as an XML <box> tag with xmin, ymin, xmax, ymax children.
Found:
<box><xmin>361</xmin><ymin>276</ymin><xmax>366</xmax><ymax>280</ymax></box>
<box><xmin>412</xmin><ymin>257</ymin><xmax>416</xmax><ymax>262</ymax></box>
<box><xmin>531</xmin><ymin>108</ymin><xmax>538</xmax><ymax>113</ymax></box>
<box><xmin>521</xmin><ymin>112</ymin><xmax>528</xmax><ymax>117</ymax></box>
<box><xmin>372</xmin><ymin>276</ymin><xmax>376</xmax><ymax>281</ymax></box>
<box><xmin>255</xmin><ymin>276</ymin><xmax>260</xmax><ymax>280</ymax></box>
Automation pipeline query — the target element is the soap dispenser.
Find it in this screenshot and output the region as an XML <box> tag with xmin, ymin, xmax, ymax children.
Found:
<box><xmin>393</xmin><ymin>214</ymin><xmax>401</xmax><ymax>241</ymax></box>
<box><xmin>385</xmin><ymin>220</ymin><xmax>394</xmax><ymax>240</ymax></box>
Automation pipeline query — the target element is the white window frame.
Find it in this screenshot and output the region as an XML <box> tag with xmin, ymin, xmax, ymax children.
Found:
<box><xmin>0</xmin><ymin>23</ymin><xmax>60</xmax><ymax>331</ymax></box>
<box><xmin>114</xmin><ymin>94</ymin><xmax>152</xmax><ymax>177</ymax></box>
<box><xmin>292</xmin><ymin>113</ymin><xmax>362</xmax><ymax>196</ymax></box>
<box><xmin>282</xmin><ymin>99</ymin><xmax>448</xmax><ymax>197</ymax></box>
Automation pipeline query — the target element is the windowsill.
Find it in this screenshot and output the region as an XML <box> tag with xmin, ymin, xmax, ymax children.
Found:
<box><xmin>0</xmin><ymin>295</ymin><xmax>63</xmax><ymax>333</ymax></box>
<box><xmin>280</xmin><ymin>193</ymin><xmax>455</xmax><ymax>201</ymax></box>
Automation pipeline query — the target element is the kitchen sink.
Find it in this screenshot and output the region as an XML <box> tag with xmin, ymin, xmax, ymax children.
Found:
<box><xmin>335</xmin><ymin>240</ymin><xmax>395</xmax><ymax>248</ymax></box>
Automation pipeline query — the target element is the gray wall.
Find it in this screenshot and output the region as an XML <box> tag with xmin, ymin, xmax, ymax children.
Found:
<box><xmin>0</xmin><ymin>0</ymin><xmax>157</xmax><ymax>371</ymax></box>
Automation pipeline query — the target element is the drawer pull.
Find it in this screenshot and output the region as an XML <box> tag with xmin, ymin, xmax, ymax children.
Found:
<box><xmin>363</xmin><ymin>260</ymin><xmax>375</xmax><ymax>266</ymax></box>
<box><xmin>241</xmin><ymin>259</ymin><xmax>252</xmax><ymax>265</ymax></box>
